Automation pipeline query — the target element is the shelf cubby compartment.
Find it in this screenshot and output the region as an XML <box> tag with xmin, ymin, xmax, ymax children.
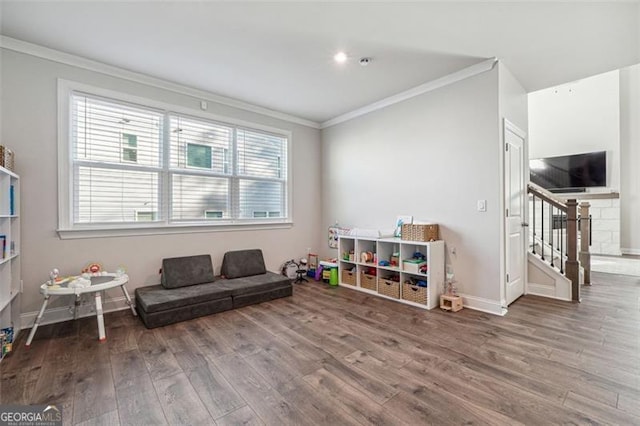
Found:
<box><xmin>339</xmin><ymin>236</ymin><xmax>356</xmax><ymax>262</ymax></box>
<box><xmin>355</xmin><ymin>238</ymin><xmax>377</xmax><ymax>266</ymax></box>
<box><xmin>377</xmin><ymin>274</ymin><xmax>401</xmax><ymax>299</ymax></box>
<box><xmin>401</xmin><ymin>279</ymin><xmax>429</xmax><ymax>306</ymax></box>
<box><xmin>400</xmin><ymin>243</ymin><xmax>429</xmax><ymax>274</ymax></box>
<box><xmin>357</xmin><ymin>264</ymin><xmax>377</xmax><ymax>292</ymax></box>
<box><xmin>341</xmin><ymin>266</ymin><xmax>357</xmax><ymax>286</ymax></box>
<box><xmin>377</xmin><ymin>239</ymin><xmax>401</xmax><ymax>269</ymax></box>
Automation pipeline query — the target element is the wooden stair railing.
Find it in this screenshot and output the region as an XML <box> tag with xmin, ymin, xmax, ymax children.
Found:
<box><xmin>527</xmin><ymin>183</ymin><xmax>591</xmax><ymax>302</ymax></box>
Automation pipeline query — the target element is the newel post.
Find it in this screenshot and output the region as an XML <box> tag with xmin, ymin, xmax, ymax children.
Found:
<box><xmin>565</xmin><ymin>199</ymin><xmax>580</xmax><ymax>302</ymax></box>
<box><xmin>579</xmin><ymin>202</ymin><xmax>591</xmax><ymax>286</ymax></box>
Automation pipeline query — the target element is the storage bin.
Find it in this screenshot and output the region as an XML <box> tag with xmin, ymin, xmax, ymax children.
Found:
<box><xmin>402</xmin><ymin>282</ymin><xmax>428</xmax><ymax>305</ymax></box>
<box><xmin>403</xmin><ymin>260</ymin><xmax>427</xmax><ymax>273</ymax></box>
<box><xmin>341</xmin><ymin>270</ymin><xmax>356</xmax><ymax>286</ymax></box>
<box><xmin>378</xmin><ymin>278</ymin><xmax>400</xmax><ymax>299</ymax></box>
<box><xmin>361</xmin><ymin>273</ymin><xmax>377</xmax><ymax>291</ymax></box>
<box><xmin>401</xmin><ymin>224</ymin><xmax>439</xmax><ymax>241</ymax></box>
<box><xmin>0</xmin><ymin>146</ymin><xmax>14</xmax><ymax>171</ymax></box>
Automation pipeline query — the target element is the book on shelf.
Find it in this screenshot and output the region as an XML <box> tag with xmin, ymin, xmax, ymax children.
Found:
<box><xmin>0</xmin><ymin>235</ymin><xmax>5</xmax><ymax>258</ymax></box>
<box><xmin>9</xmin><ymin>184</ymin><xmax>14</xmax><ymax>216</ymax></box>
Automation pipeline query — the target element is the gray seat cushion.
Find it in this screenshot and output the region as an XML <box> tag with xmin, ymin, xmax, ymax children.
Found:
<box><xmin>161</xmin><ymin>254</ymin><xmax>215</xmax><ymax>289</ymax></box>
<box><xmin>221</xmin><ymin>249</ymin><xmax>266</xmax><ymax>279</ymax></box>
<box><xmin>217</xmin><ymin>271</ymin><xmax>291</xmax><ymax>296</ymax></box>
<box><xmin>138</xmin><ymin>297</ymin><xmax>232</xmax><ymax>329</ymax></box>
<box><xmin>136</xmin><ymin>282</ymin><xmax>231</xmax><ymax>313</ymax></box>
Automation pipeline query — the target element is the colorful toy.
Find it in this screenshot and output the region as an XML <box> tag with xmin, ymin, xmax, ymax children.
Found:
<box><xmin>81</xmin><ymin>262</ymin><xmax>103</xmax><ymax>275</ymax></box>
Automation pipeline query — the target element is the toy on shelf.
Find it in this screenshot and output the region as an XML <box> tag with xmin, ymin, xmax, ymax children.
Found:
<box><xmin>0</xmin><ymin>327</ymin><xmax>14</xmax><ymax>359</ymax></box>
<box><xmin>412</xmin><ymin>251</ymin><xmax>426</xmax><ymax>260</ymax></box>
<box><xmin>360</xmin><ymin>251</ymin><xmax>375</xmax><ymax>264</ymax></box>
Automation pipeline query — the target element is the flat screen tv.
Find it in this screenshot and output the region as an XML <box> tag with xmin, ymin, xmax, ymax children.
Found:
<box><xmin>529</xmin><ymin>151</ymin><xmax>606</xmax><ymax>192</ymax></box>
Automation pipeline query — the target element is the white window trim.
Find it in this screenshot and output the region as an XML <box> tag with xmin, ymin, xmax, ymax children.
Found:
<box><xmin>57</xmin><ymin>79</ymin><xmax>293</xmax><ymax>239</ymax></box>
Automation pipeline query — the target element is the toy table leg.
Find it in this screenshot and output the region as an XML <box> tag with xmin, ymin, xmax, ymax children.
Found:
<box><xmin>73</xmin><ymin>294</ymin><xmax>81</xmax><ymax>320</ymax></box>
<box><xmin>95</xmin><ymin>291</ymin><xmax>106</xmax><ymax>341</ymax></box>
<box><xmin>25</xmin><ymin>295</ymin><xmax>49</xmax><ymax>347</ymax></box>
<box><xmin>120</xmin><ymin>284</ymin><xmax>137</xmax><ymax>316</ymax></box>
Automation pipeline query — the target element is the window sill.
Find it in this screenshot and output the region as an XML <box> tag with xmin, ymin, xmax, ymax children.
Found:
<box><xmin>57</xmin><ymin>221</ymin><xmax>293</xmax><ymax>240</ymax></box>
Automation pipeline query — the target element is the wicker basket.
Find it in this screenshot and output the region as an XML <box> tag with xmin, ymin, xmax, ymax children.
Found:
<box><xmin>361</xmin><ymin>273</ymin><xmax>377</xmax><ymax>291</ymax></box>
<box><xmin>402</xmin><ymin>282</ymin><xmax>428</xmax><ymax>305</ymax></box>
<box><xmin>401</xmin><ymin>224</ymin><xmax>439</xmax><ymax>242</ymax></box>
<box><xmin>378</xmin><ymin>278</ymin><xmax>400</xmax><ymax>299</ymax></box>
<box><xmin>0</xmin><ymin>146</ymin><xmax>14</xmax><ymax>171</ymax></box>
<box><xmin>341</xmin><ymin>270</ymin><xmax>356</xmax><ymax>286</ymax></box>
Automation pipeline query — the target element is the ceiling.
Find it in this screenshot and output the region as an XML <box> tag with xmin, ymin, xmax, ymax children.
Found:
<box><xmin>1</xmin><ymin>1</ymin><xmax>639</xmax><ymax>124</ymax></box>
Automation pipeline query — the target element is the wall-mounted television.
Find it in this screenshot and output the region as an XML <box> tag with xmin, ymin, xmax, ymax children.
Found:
<box><xmin>529</xmin><ymin>151</ymin><xmax>606</xmax><ymax>192</ymax></box>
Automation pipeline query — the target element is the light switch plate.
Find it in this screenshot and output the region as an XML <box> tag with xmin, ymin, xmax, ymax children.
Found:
<box><xmin>477</xmin><ymin>199</ymin><xmax>487</xmax><ymax>212</ymax></box>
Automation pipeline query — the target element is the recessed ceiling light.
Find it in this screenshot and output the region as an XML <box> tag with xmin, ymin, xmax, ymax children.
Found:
<box><xmin>334</xmin><ymin>52</ymin><xmax>347</xmax><ymax>63</ymax></box>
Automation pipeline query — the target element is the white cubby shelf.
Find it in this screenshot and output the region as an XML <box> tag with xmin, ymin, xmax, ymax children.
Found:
<box><xmin>338</xmin><ymin>236</ymin><xmax>445</xmax><ymax>310</ymax></box>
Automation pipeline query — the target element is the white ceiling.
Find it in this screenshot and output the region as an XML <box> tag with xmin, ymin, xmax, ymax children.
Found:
<box><xmin>1</xmin><ymin>1</ymin><xmax>639</xmax><ymax>124</ymax></box>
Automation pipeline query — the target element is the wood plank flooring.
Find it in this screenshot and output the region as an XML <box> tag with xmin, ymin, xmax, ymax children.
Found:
<box><xmin>1</xmin><ymin>271</ymin><xmax>638</xmax><ymax>425</ymax></box>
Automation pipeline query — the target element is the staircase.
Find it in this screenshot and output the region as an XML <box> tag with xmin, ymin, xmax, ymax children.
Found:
<box><xmin>527</xmin><ymin>183</ymin><xmax>591</xmax><ymax>302</ymax></box>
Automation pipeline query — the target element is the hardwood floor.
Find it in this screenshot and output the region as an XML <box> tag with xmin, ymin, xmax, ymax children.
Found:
<box><xmin>2</xmin><ymin>272</ymin><xmax>639</xmax><ymax>425</ymax></box>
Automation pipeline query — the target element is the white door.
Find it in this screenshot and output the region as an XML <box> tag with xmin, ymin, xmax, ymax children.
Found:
<box><xmin>504</xmin><ymin>120</ymin><xmax>527</xmax><ymax>305</ymax></box>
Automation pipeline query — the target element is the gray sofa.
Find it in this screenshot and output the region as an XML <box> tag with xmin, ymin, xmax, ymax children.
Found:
<box><xmin>135</xmin><ymin>249</ymin><xmax>292</xmax><ymax>328</ymax></box>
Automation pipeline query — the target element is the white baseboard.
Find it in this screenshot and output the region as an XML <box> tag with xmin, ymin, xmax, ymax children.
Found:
<box><xmin>621</xmin><ymin>248</ymin><xmax>640</xmax><ymax>256</ymax></box>
<box><xmin>457</xmin><ymin>293</ymin><xmax>507</xmax><ymax>316</ymax></box>
<box><xmin>20</xmin><ymin>296</ymin><xmax>132</xmax><ymax>330</ymax></box>
<box><xmin>527</xmin><ymin>283</ymin><xmax>572</xmax><ymax>301</ymax></box>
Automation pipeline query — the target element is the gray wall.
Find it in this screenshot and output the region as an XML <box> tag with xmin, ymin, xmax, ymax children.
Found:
<box><xmin>321</xmin><ymin>68</ymin><xmax>504</xmax><ymax>305</ymax></box>
<box><xmin>620</xmin><ymin>64</ymin><xmax>640</xmax><ymax>254</ymax></box>
<box><xmin>1</xmin><ymin>49</ymin><xmax>322</xmax><ymax>315</ymax></box>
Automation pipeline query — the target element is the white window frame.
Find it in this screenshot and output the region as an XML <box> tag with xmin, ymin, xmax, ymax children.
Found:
<box><xmin>57</xmin><ymin>80</ymin><xmax>293</xmax><ymax>239</ymax></box>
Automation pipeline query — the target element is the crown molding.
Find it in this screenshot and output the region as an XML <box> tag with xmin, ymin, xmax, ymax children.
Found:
<box><xmin>321</xmin><ymin>57</ymin><xmax>498</xmax><ymax>129</ymax></box>
<box><xmin>0</xmin><ymin>36</ymin><xmax>321</xmax><ymax>129</ymax></box>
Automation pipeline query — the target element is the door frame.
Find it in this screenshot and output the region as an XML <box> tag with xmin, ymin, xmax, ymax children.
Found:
<box><xmin>501</xmin><ymin>118</ymin><xmax>528</xmax><ymax>309</ymax></box>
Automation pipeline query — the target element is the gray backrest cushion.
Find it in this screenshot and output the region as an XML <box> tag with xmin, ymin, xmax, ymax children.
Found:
<box><xmin>161</xmin><ymin>254</ymin><xmax>215</xmax><ymax>289</ymax></box>
<box><xmin>221</xmin><ymin>249</ymin><xmax>267</xmax><ymax>279</ymax></box>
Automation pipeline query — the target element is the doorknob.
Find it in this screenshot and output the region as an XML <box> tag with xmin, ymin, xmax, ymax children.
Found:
<box><xmin>521</xmin><ymin>222</ymin><xmax>529</xmax><ymax>227</ymax></box>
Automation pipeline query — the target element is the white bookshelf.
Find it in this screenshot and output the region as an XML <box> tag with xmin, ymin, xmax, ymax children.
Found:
<box><xmin>0</xmin><ymin>165</ymin><xmax>20</xmax><ymax>354</ymax></box>
<box><xmin>338</xmin><ymin>236</ymin><xmax>444</xmax><ymax>310</ymax></box>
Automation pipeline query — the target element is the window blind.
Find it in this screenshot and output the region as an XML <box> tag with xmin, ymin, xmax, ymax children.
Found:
<box><xmin>237</xmin><ymin>129</ymin><xmax>287</xmax><ymax>219</ymax></box>
<box><xmin>71</xmin><ymin>93</ymin><xmax>163</xmax><ymax>224</ymax></box>
<box><xmin>68</xmin><ymin>90</ymin><xmax>289</xmax><ymax>228</ymax></box>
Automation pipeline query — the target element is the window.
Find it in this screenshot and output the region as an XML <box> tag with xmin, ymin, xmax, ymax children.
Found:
<box><xmin>186</xmin><ymin>143</ymin><xmax>212</xmax><ymax>169</ymax></box>
<box><xmin>252</xmin><ymin>211</ymin><xmax>281</xmax><ymax>218</ymax></box>
<box><xmin>121</xmin><ymin>133</ymin><xmax>138</xmax><ymax>163</ymax></box>
<box><xmin>63</xmin><ymin>87</ymin><xmax>290</xmax><ymax>234</ymax></box>
<box><xmin>136</xmin><ymin>211</ymin><xmax>158</xmax><ymax>221</ymax></box>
